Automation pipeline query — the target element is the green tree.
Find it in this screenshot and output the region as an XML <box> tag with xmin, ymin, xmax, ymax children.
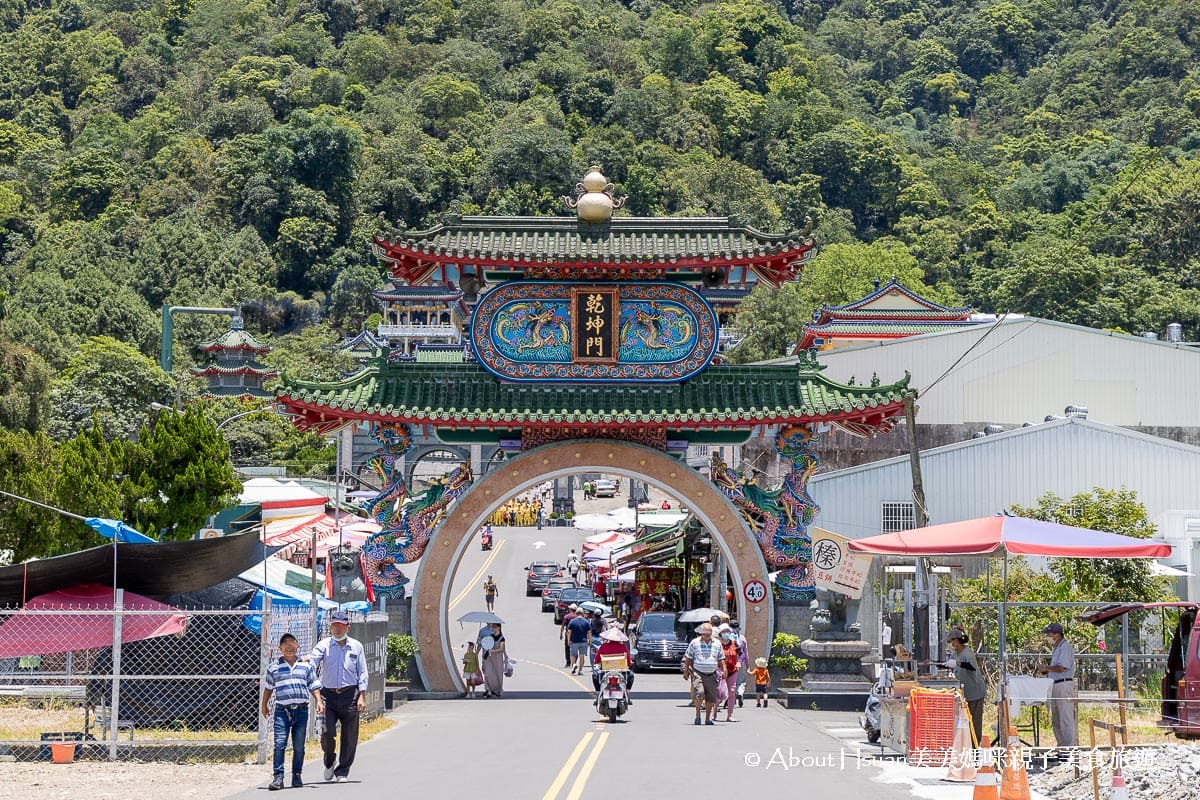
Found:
<box><xmin>118</xmin><ymin>406</ymin><xmax>240</xmax><ymax>540</ymax></box>
<box><xmin>47</xmin><ymin>337</ymin><xmax>175</xmax><ymax>441</ymax></box>
<box><xmin>1011</xmin><ymin>488</ymin><xmax>1170</xmax><ymax>603</ymax></box>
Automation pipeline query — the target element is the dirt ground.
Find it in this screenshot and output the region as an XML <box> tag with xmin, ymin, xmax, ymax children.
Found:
<box><xmin>4</xmin><ymin>760</ymin><xmax>266</xmax><ymax>799</ymax></box>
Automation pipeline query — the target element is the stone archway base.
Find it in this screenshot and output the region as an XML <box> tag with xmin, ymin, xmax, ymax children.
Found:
<box><xmin>411</xmin><ymin>439</ymin><xmax>774</xmax><ymax>692</ymax></box>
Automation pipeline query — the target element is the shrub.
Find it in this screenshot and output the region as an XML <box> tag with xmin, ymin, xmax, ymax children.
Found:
<box><xmin>386</xmin><ymin>634</ymin><xmax>419</xmax><ymax>680</ymax></box>
<box><xmin>771</xmin><ymin>632</ymin><xmax>808</xmax><ymax>678</ymax></box>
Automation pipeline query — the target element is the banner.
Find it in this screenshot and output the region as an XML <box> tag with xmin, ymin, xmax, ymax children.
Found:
<box><xmin>634</xmin><ymin>567</ymin><xmax>684</xmax><ymax>598</ymax></box>
<box><xmin>810</xmin><ymin>528</ymin><xmax>873</xmax><ymax>599</ymax></box>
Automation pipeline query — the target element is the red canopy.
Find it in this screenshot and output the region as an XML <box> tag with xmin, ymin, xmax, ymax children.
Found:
<box><xmin>0</xmin><ymin>583</ymin><xmax>188</xmax><ymax>658</ymax></box>
<box><xmin>846</xmin><ymin>516</ymin><xmax>1172</xmax><ymax>559</ymax></box>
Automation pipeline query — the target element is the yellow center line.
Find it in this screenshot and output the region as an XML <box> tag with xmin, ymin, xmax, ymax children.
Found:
<box><xmin>522</xmin><ymin>658</ymin><xmax>593</xmax><ymax>693</ymax></box>
<box><xmin>542</xmin><ymin>732</ymin><xmax>594</xmax><ymax>800</ymax></box>
<box><xmin>563</xmin><ymin>732</ymin><xmax>609</xmax><ymax>800</ymax></box>
<box><xmin>448</xmin><ymin>538</ymin><xmax>505</xmax><ymax>611</ymax></box>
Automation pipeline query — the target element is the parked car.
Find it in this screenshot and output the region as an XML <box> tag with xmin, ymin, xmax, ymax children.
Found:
<box><xmin>526</xmin><ymin>561</ymin><xmax>563</xmax><ymax>595</ymax></box>
<box><xmin>630</xmin><ymin>612</ymin><xmax>690</xmax><ymax>671</ymax></box>
<box><xmin>541</xmin><ymin>579</ymin><xmax>576</xmax><ymax>612</ymax></box>
<box><xmin>593</xmin><ymin>479</ymin><xmax>618</xmax><ymax>498</ymax></box>
<box><xmin>555</xmin><ymin>587</ymin><xmax>598</xmax><ymax>623</ymax></box>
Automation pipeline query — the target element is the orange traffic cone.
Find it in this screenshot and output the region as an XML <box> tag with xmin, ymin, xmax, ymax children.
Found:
<box><xmin>944</xmin><ymin>701</ymin><xmax>978</xmax><ymax>782</ymax></box>
<box><xmin>998</xmin><ymin>726</ymin><xmax>1031</xmax><ymax>800</ymax></box>
<box><xmin>1110</xmin><ymin>767</ymin><xmax>1130</xmax><ymax>800</ymax></box>
<box><xmin>971</xmin><ymin>737</ymin><xmax>1000</xmax><ymax>800</ymax></box>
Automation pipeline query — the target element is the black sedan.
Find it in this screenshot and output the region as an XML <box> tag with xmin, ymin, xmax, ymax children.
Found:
<box><xmin>630</xmin><ymin>612</ymin><xmax>690</xmax><ymax>671</ymax></box>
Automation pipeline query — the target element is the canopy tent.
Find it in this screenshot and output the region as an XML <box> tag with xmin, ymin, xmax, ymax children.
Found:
<box><xmin>0</xmin><ymin>530</ymin><xmax>264</xmax><ymax>606</ymax></box>
<box><xmin>0</xmin><ymin>583</ymin><xmax>187</xmax><ymax>658</ymax></box>
<box><xmin>847</xmin><ymin>515</ymin><xmax>1172</xmax><ymax>673</ymax></box>
<box><xmin>584</xmin><ymin>547</ymin><xmax>615</xmax><ymax>564</ymax></box>
<box><xmin>582</xmin><ymin>531</ymin><xmax>634</xmax><ymax>553</ymax></box>
<box><xmin>846</xmin><ymin>515</ymin><xmax>1172</xmax><ymax>559</ymax></box>
<box><xmin>84</xmin><ymin>518</ymin><xmax>156</xmax><ymax>544</ymax></box>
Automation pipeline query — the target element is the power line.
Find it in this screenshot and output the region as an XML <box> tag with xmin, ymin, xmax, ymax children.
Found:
<box><xmin>922</xmin><ymin>140</ymin><xmax>1179</xmax><ymax>398</ymax></box>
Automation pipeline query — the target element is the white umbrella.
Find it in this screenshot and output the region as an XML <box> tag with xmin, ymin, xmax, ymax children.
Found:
<box><xmin>584</xmin><ymin>547</ymin><xmax>614</xmax><ymax>563</ymax></box>
<box><xmin>456</xmin><ymin>611</ymin><xmax>504</xmax><ymax>625</ymax></box>
<box><xmin>678</xmin><ymin>607</ymin><xmax>723</xmax><ymax>623</ymax></box>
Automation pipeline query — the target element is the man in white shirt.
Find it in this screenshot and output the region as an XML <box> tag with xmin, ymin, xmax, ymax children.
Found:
<box><xmin>682</xmin><ymin>623</ymin><xmax>726</xmax><ymax>726</ymax></box>
<box><xmin>1036</xmin><ymin>622</ymin><xmax>1077</xmax><ymax>748</ymax></box>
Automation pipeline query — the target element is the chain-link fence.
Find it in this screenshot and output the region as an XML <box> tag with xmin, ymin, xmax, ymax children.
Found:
<box><xmin>0</xmin><ymin>593</ymin><xmax>322</xmax><ymax>762</ymax></box>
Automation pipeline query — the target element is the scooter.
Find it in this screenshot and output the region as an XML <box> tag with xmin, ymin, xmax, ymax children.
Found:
<box><xmin>481</xmin><ymin>534</ymin><xmax>492</xmax><ymax>551</ymax></box>
<box><xmin>593</xmin><ymin>668</ymin><xmax>630</xmax><ymax>722</ymax></box>
<box><xmin>860</xmin><ymin>660</ymin><xmax>894</xmax><ymax>744</ymax></box>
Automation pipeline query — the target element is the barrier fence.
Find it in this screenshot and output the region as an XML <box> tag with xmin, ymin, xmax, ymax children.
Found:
<box><xmin>0</xmin><ymin>593</ymin><xmax>321</xmax><ymax>762</ymax></box>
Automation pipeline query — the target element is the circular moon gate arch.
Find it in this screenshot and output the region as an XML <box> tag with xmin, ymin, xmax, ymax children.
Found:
<box><xmin>411</xmin><ymin>439</ymin><xmax>774</xmax><ymax>693</ymax></box>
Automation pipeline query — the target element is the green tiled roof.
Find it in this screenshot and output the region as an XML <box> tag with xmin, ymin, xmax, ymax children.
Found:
<box><xmin>275</xmin><ymin>362</ymin><xmax>909</xmax><ymax>431</ymax></box>
<box><xmin>374</xmin><ymin>216</ymin><xmax>811</xmax><ymax>266</ymax></box>
<box><xmin>198</xmin><ymin>328</ymin><xmax>270</xmax><ymax>353</ymax></box>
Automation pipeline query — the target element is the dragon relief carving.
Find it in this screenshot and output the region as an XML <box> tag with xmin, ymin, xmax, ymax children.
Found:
<box><xmin>620</xmin><ymin>302</ymin><xmax>693</xmax><ymax>351</ymax></box>
<box><xmin>361</xmin><ymin>423</ymin><xmax>474</xmax><ymax>596</ymax></box>
<box><xmin>709</xmin><ymin>424</ymin><xmax>821</xmax><ymax>601</ymax></box>
<box><xmin>495</xmin><ymin>301</ymin><xmax>570</xmax><ymax>354</ymax></box>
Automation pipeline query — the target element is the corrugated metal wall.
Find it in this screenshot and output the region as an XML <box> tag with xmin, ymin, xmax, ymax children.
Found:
<box><xmin>808</xmin><ymin>417</ymin><xmax>1200</xmax><ymax>539</ymax></box>
<box><xmin>808</xmin><ymin>318</ymin><xmax>1200</xmax><ymax>427</ymax></box>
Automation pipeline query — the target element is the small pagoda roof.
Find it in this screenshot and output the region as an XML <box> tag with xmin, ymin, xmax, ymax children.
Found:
<box><xmin>340</xmin><ymin>328</ymin><xmax>388</xmax><ymax>352</ymax></box>
<box><xmin>275</xmin><ymin>360</ymin><xmax>909</xmax><ymax>440</ymax></box>
<box><xmin>197</xmin><ymin>320</ymin><xmax>271</xmax><ymax>355</ymax></box>
<box><xmin>372</xmin><ymin>215</ymin><xmax>816</xmax><ymax>289</ymax></box>
<box><xmin>797</xmin><ymin>278</ymin><xmax>984</xmax><ymax>353</ymax></box>
<box><xmin>372</xmin><ymin>284</ymin><xmax>465</xmax><ymax>303</ymax></box>
<box><xmin>814</xmin><ymin>278</ymin><xmax>972</xmax><ymax>321</ymax></box>
<box><xmin>190</xmin><ymin>364</ymin><xmax>278</xmax><ymax>378</ymax></box>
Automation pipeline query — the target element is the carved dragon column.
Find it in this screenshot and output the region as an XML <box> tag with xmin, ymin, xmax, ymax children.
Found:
<box><xmin>709</xmin><ymin>424</ymin><xmax>820</xmax><ymax>603</ymax></box>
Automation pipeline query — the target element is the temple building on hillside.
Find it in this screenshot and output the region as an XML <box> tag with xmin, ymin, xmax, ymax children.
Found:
<box><xmin>795</xmin><ymin>277</ymin><xmax>990</xmax><ymax>354</ymax></box>
<box><xmin>373</xmin><ymin>283</ymin><xmax>469</xmax><ymax>358</ymax></box>
<box><xmin>192</xmin><ymin>316</ymin><xmax>277</xmax><ymax>398</ymax></box>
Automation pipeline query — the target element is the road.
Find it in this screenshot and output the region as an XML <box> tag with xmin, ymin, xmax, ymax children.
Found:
<box><xmin>229</xmin><ymin>494</ymin><xmax>994</xmax><ymax>798</ymax></box>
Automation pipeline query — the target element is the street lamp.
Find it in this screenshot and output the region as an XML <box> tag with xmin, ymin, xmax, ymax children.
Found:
<box><xmin>149</xmin><ymin>403</ymin><xmax>297</xmax><ymax>432</ymax></box>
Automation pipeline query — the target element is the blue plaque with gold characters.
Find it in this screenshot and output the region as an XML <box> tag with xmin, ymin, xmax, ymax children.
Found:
<box><xmin>471</xmin><ymin>282</ymin><xmax>718</xmax><ymax>383</ymax></box>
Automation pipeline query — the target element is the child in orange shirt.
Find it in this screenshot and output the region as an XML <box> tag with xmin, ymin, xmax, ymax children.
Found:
<box><xmin>751</xmin><ymin>657</ymin><xmax>771</xmax><ymax>708</ymax></box>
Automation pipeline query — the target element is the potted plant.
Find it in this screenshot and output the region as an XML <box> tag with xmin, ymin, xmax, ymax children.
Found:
<box><xmin>771</xmin><ymin>633</ymin><xmax>808</xmax><ymax>688</ymax></box>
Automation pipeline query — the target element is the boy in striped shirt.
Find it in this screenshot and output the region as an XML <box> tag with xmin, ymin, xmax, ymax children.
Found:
<box><xmin>262</xmin><ymin>633</ymin><xmax>323</xmax><ymax>790</ymax></box>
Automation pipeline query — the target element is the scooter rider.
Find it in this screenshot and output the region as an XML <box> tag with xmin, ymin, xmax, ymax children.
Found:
<box><xmin>592</xmin><ymin>630</ymin><xmax>634</xmax><ymax>704</ymax></box>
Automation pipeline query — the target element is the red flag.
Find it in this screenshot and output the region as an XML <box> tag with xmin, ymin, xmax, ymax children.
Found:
<box><xmin>359</xmin><ymin>552</ymin><xmax>376</xmax><ymax>604</ymax></box>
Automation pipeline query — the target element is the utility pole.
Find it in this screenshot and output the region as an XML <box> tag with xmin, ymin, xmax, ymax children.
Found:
<box><xmin>903</xmin><ymin>391</ymin><xmax>937</xmax><ymax>668</ymax></box>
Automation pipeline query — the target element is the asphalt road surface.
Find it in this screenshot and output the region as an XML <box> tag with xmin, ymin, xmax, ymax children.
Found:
<box><xmin>231</xmin><ymin>507</ymin><xmax>922</xmax><ymax>798</ymax></box>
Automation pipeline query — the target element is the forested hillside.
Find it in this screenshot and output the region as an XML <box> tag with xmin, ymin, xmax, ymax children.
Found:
<box><xmin>3</xmin><ymin>0</ymin><xmax>1200</xmax><ymax>381</ymax></box>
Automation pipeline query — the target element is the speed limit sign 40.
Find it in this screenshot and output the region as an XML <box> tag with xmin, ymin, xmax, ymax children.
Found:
<box><xmin>743</xmin><ymin>579</ymin><xmax>767</xmax><ymax>604</ymax></box>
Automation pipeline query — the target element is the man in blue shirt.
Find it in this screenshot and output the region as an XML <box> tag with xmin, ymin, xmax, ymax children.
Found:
<box><xmin>566</xmin><ymin>611</ymin><xmax>592</xmax><ymax>675</ymax></box>
<box><xmin>262</xmin><ymin>633</ymin><xmax>323</xmax><ymax>791</ymax></box>
<box><xmin>309</xmin><ymin>610</ymin><xmax>369</xmax><ymax>782</ymax></box>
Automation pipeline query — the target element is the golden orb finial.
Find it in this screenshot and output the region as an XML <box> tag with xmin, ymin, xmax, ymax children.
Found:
<box><xmin>563</xmin><ymin>165</ymin><xmax>626</xmax><ymax>223</ymax></box>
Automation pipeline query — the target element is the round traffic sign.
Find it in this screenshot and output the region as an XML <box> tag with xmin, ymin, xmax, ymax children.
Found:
<box><xmin>743</xmin><ymin>579</ymin><xmax>767</xmax><ymax>604</ymax></box>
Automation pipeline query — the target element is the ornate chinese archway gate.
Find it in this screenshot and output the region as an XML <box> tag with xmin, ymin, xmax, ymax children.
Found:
<box><xmin>411</xmin><ymin>439</ymin><xmax>770</xmax><ymax>693</ymax></box>
<box><xmin>276</xmin><ymin>167</ymin><xmax>912</xmax><ymax>694</ymax></box>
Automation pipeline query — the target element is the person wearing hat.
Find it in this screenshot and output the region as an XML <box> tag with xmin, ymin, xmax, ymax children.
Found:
<box><xmin>564</xmin><ymin>605</ymin><xmax>592</xmax><ymax>674</ymax></box>
<box><xmin>1037</xmin><ymin>622</ymin><xmax>1077</xmax><ymax>747</ymax></box>
<box><xmin>308</xmin><ymin>609</ymin><xmax>369</xmax><ymax>783</ymax></box>
<box><xmin>942</xmin><ymin>628</ymin><xmax>986</xmax><ymax>744</ymax></box>
<box><xmin>751</xmin><ymin>657</ymin><xmax>771</xmax><ymax>707</ymax></box>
